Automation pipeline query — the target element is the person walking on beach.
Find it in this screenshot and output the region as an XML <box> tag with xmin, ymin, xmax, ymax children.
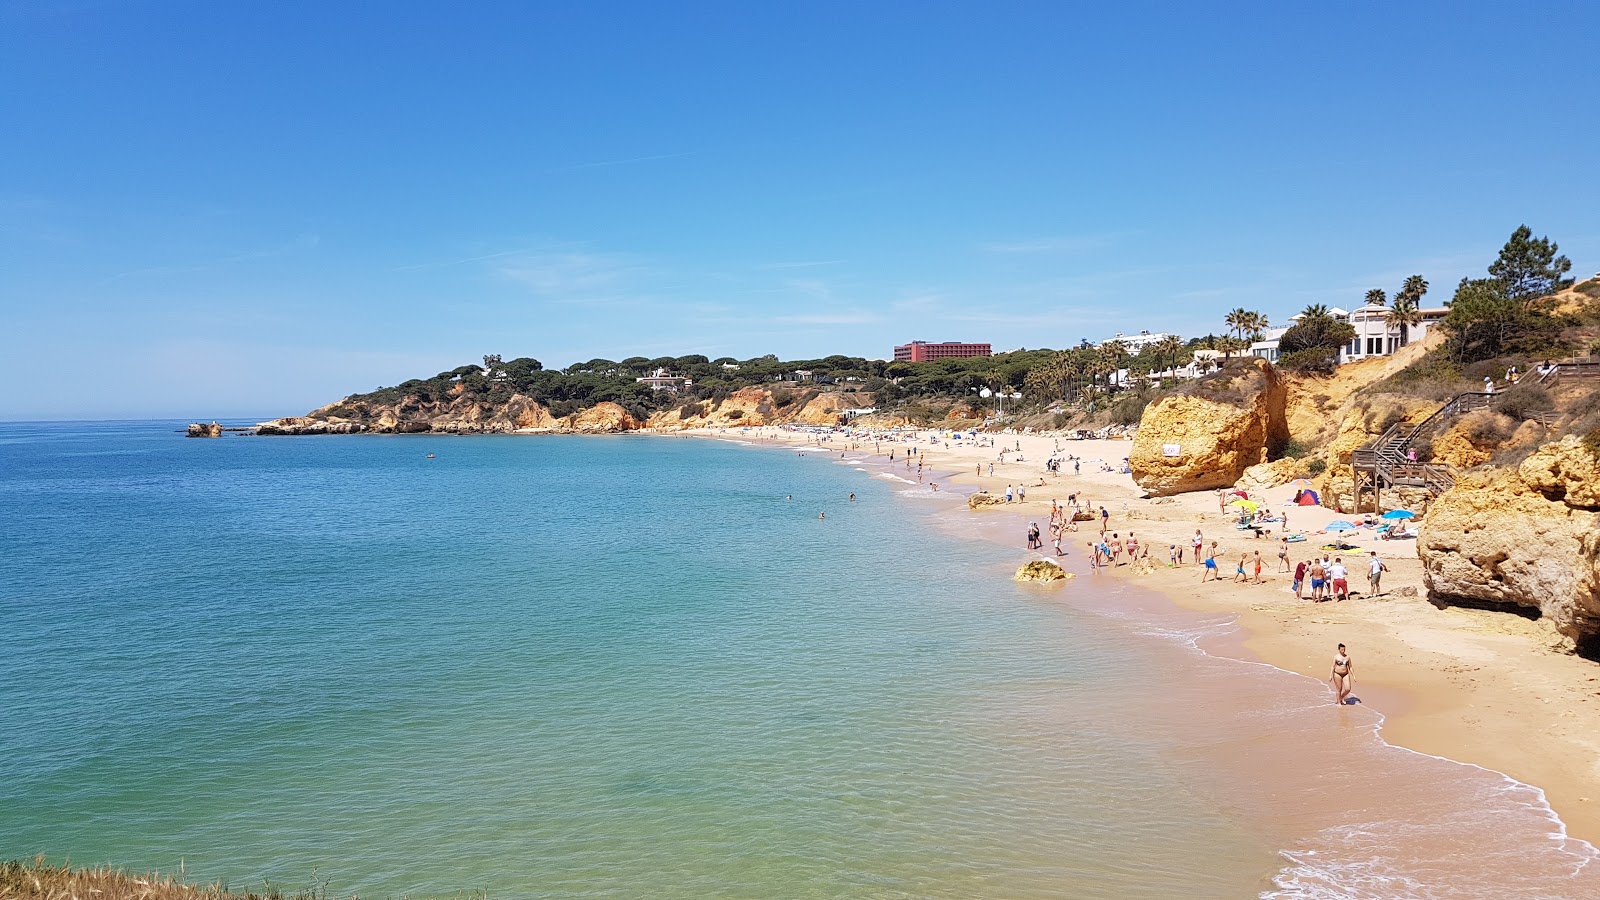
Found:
<box><xmin>1369</xmin><ymin>552</ymin><xmax>1388</xmax><ymax>595</ymax></box>
<box><xmin>1329</xmin><ymin>643</ymin><xmax>1354</xmax><ymax>705</ymax></box>
<box><xmin>1293</xmin><ymin>559</ymin><xmax>1308</xmax><ymax>598</ymax></box>
<box><xmin>1309</xmin><ymin>557</ymin><xmax>1327</xmax><ymax>601</ymax></box>
<box><xmin>1005</xmin><ymin>484</ymin><xmax>1014</xmax><ymax>503</ymax></box>
<box><xmin>1233</xmin><ymin>553</ymin><xmax>1249</xmax><ymax>583</ymax></box>
<box><xmin>1278</xmin><ymin>537</ymin><xmax>1290</xmax><ymax>572</ymax></box>
<box><xmin>1191</xmin><ymin>529</ymin><xmax>1204</xmax><ymax>565</ymax></box>
<box><xmin>1252</xmin><ymin>550</ymin><xmax>1264</xmax><ymax>583</ymax></box>
<box><xmin>1201</xmin><ymin>543</ymin><xmax>1220</xmax><ymax>582</ymax></box>
<box><xmin>1100</xmin><ymin>506</ymin><xmax>1110</xmax><ymax>534</ymax></box>
<box><xmin>1027</xmin><ymin>522</ymin><xmax>1041</xmax><ymax>550</ymax></box>
<box><xmin>1329</xmin><ymin>557</ymin><xmax>1349</xmax><ymax>601</ymax></box>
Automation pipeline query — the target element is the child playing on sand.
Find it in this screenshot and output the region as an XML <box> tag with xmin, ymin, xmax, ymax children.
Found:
<box><xmin>1169</xmin><ymin>545</ymin><xmax>1178</xmax><ymax>567</ymax></box>
<box><xmin>1233</xmin><ymin>553</ymin><xmax>1249</xmax><ymax>583</ymax></box>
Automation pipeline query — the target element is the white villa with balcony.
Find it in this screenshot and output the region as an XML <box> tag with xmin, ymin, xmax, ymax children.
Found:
<box><xmin>1249</xmin><ymin>305</ymin><xmax>1450</xmax><ymax>365</ymax></box>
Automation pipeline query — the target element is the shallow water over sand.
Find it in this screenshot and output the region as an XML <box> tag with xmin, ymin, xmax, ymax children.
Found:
<box><xmin>1</xmin><ymin>423</ymin><xmax>1594</xmax><ymax>898</ymax></box>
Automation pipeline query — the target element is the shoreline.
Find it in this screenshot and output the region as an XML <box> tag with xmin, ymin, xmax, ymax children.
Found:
<box><xmin>698</xmin><ymin>424</ymin><xmax>1600</xmax><ymax>848</ymax></box>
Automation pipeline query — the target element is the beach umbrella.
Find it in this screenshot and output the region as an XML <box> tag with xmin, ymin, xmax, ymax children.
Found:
<box><xmin>1381</xmin><ymin>509</ymin><xmax>1416</xmax><ymax>520</ymax></box>
<box><xmin>1231</xmin><ymin>490</ymin><xmax>1250</xmax><ymax>498</ymax></box>
<box><xmin>1288</xmin><ymin>478</ymin><xmax>1315</xmax><ymax>489</ymax></box>
<box><xmin>1227</xmin><ymin>499</ymin><xmax>1259</xmax><ymax>511</ymax></box>
<box><xmin>1325</xmin><ymin>520</ymin><xmax>1358</xmax><ymax>531</ymax></box>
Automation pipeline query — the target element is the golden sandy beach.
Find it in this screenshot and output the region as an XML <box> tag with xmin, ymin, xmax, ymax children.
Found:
<box><xmin>700</xmin><ymin>424</ymin><xmax>1600</xmax><ymax>846</ymax></box>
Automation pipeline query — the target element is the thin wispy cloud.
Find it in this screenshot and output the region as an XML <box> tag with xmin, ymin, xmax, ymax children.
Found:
<box><xmin>758</xmin><ymin>260</ymin><xmax>845</xmax><ymax>270</ymax></box>
<box><xmin>106</xmin><ymin>232</ymin><xmax>320</xmax><ymax>280</ymax></box>
<box><xmin>544</xmin><ymin>151</ymin><xmax>699</xmax><ymax>173</ymax></box>
<box><xmin>774</xmin><ymin>312</ymin><xmax>883</xmax><ymax>326</ymax></box>
<box><xmin>393</xmin><ymin>249</ymin><xmax>524</xmax><ymax>271</ymax></box>
<box><xmin>495</xmin><ymin>248</ymin><xmax>646</xmax><ymax>306</ymax></box>
<box><xmin>980</xmin><ymin>232</ymin><xmax>1132</xmax><ymax>255</ymax></box>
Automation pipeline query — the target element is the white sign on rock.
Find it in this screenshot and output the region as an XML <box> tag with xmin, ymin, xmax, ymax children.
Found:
<box><xmin>1162</xmin><ymin>443</ymin><xmax>1182</xmax><ymax>457</ymax></box>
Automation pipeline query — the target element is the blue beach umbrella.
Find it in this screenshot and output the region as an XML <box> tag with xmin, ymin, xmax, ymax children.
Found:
<box><xmin>1325</xmin><ymin>520</ymin><xmax>1358</xmax><ymax>531</ymax></box>
<box><xmin>1381</xmin><ymin>509</ymin><xmax>1416</xmax><ymax>520</ymax></box>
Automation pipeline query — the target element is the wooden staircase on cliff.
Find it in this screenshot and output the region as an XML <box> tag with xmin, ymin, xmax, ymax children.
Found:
<box><xmin>1351</xmin><ymin>392</ymin><xmax>1493</xmax><ymax>513</ymax></box>
<box><xmin>1349</xmin><ymin>365</ymin><xmax>1582</xmax><ymax>513</ymax></box>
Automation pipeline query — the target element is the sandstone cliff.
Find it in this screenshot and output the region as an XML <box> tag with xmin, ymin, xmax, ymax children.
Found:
<box><xmin>1420</xmin><ymin>437</ymin><xmax>1600</xmax><ymax>645</ymax></box>
<box><xmin>260</xmin><ymin>388</ymin><xmax>874</xmax><ymax>436</ymax></box>
<box><xmin>1128</xmin><ymin>358</ymin><xmax>1289</xmax><ymax>497</ymax></box>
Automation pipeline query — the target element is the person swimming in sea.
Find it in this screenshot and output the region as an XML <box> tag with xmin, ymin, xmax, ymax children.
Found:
<box><xmin>1329</xmin><ymin>643</ymin><xmax>1354</xmax><ymax>705</ymax></box>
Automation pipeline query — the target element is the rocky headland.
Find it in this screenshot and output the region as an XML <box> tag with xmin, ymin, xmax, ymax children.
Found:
<box><xmin>256</xmin><ymin>387</ymin><xmax>880</xmax><ymax>436</ymax></box>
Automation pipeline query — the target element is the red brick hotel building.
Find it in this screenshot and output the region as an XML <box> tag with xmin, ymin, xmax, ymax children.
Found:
<box><xmin>892</xmin><ymin>340</ymin><xmax>993</xmax><ymax>362</ymax></box>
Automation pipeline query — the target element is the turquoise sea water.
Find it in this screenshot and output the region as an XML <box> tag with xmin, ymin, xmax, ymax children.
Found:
<box><xmin>3</xmin><ymin>422</ymin><xmax>1598</xmax><ymax>898</ymax></box>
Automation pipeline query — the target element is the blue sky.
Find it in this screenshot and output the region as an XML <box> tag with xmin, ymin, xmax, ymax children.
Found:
<box><xmin>4</xmin><ymin>1</ymin><xmax>1597</xmax><ymax>419</ymax></box>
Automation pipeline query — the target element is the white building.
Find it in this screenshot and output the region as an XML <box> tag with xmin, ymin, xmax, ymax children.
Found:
<box><xmin>1340</xmin><ymin>304</ymin><xmax>1448</xmax><ymax>363</ymax></box>
<box><xmin>636</xmin><ymin>368</ymin><xmax>692</xmax><ymax>392</ymax></box>
<box><xmin>1249</xmin><ymin>327</ymin><xmax>1290</xmax><ymax>363</ymax></box>
<box><xmin>1248</xmin><ymin>305</ymin><xmax>1449</xmax><ymax>365</ymax></box>
<box><xmin>1097</xmin><ymin>330</ymin><xmax>1174</xmax><ymax>352</ymax></box>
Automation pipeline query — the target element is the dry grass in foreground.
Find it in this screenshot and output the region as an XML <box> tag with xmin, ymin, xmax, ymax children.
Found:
<box><xmin>0</xmin><ymin>858</ymin><xmax>485</xmax><ymax>900</ymax></box>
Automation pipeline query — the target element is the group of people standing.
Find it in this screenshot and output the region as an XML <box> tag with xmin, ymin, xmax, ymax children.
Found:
<box><xmin>1291</xmin><ymin>552</ymin><xmax>1387</xmax><ymax>601</ymax></box>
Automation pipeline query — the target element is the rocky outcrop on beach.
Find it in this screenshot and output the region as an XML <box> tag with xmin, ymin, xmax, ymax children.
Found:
<box><xmin>968</xmin><ymin>492</ymin><xmax>1005</xmax><ymax>509</ymax></box>
<box><xmin>1419</xmin><ymin>437</ymin><xmax>1600</xmax><ymax>644</ymax></box>
<box><xmin>1128</xmin><ymin>358</ymin><xmax>1289</xmax><ymax>497</ymax></box>
<box><xmin>561</xmin><ymin>402</ymin><xmax>640</xmax><ymax>433</ymax></box>
<box><xmin>1014</xmin><ymin>559</ymin><xmax>1071</xmax><ymax>583</ymax></box>
<box><xmin>257</xmin><ymin>417</ymin><xmax>369</xmax><ymax>435</ymax></box>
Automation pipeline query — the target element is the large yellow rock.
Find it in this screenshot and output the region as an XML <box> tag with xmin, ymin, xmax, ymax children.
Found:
<box><xmin>560</xmin><ymin>402</ymin><xmax>641</xmax><ymax>433</ymax></box>
<box><xmin>1430</xmin><ymin>410</ymin><xmax>1515</xmax><ymax>469</ymax></box>
<box><xmin>1236</xmin><ymin>458</ymin><xmax>1300</xmax><ymax>492</ymax></box>
<box><xmin>1420</xmin><ymin>437</ymin><xmax>1600</xmax><ymax>642</ymax></box>
<box><xmin>1014</xmin><ymin>559</ymin><xmax>1072</xmax><ymax>583</ymax></box>
<box><xmin>1129</xmin><ymin>358</ymin><xmax>1289</xmax><ymax>497</ymax></box>
<box><xmin>792</xmin><ymin>391</ymin><xmax>875</xmax><ymax>425</ymax></box>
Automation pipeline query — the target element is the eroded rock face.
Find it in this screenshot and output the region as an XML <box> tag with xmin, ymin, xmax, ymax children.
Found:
<box><xmin>1129</xmin><ymin>358</ymin><xmax>1289</xmax><ymax>497</ymax></box>
<box><xmin>257</xmin><ymin>417</ymin><xmax>367</xmax><ymax>435</ymax></box>
<box><xmin>1420</xmin><ymin>437</ymin><xmax>1600</xmax><ymax>642</ymax></box>
<box><xmin>968</xmin><ymin>492</ymin><xmax>1005</xmax><ymax>509</ymax></box>
<box><xmin>1014</xmin><ymin>559</ymin><xmax>1071</xmax><ymax>583</ymax></box>
<box><xmin>1235</xmin><ymin>458</ymin><xmax>1300</xmax><ymax>492</ymax></box>
<box><xmin>559</xmin><ymin>402</ymin><xmax>640</xmax><ymax>434</ymax></box>
<box><xmin>186</xmin><ymin>422</ymin><xmax>222</xmax><ymax>438</ymax></box>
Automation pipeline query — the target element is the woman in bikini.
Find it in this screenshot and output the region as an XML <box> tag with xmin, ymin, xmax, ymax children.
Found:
<box><xmin>1329</xmin><ymin>643</ymin><xmax>1353</xmax><ymax>705</ymax></box>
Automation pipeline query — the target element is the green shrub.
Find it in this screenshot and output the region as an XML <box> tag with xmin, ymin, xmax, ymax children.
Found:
<box><xmin>1581</xmin><ymin>427</ymin><xmax>1600</xmax><ymax>460</ymax></box>
<box><xmin>727</xmin><ymin>409</ymin><xmax>744</xmax><ymax>420</ymax></box>
<box><xmin>1278</xmin><ymin>348</ymin><xmax>1340</xmax><ymax>373</ymax></box>
<box><xmin>1493</xmin><ymin>383</ymin><xmax>1554</xmax><ymax>420</ymax></box>
<box><xmin>1109</xmin><ymin>394</ymin><xmax>1150</xmax><ymax>425</ymax></box>
<box><xmin>1307</xmin><ymin>458</ymin><xmax>1327</xmax><ymax>475</ymax></box>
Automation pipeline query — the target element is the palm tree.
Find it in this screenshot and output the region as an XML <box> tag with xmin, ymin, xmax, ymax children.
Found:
<box><xmin>1300</xmin><ymin>303</ymin><xmax>1331</xmax><ymax>321</ymax></box>
<box><xmin>1153</xmin><ymin>334</ymin><xmax>1184</xmax><ymax>377</ymax></box>
<box><xmin>1224</xmin><ymin>308</ymin><xmax>1251</xmax><ymax>342</ymax></box>
<box><xmin>1386</xmin><ymin>298</ymin><xmax>1423</xmax><ymax>347</ymax></box>
<box><xmin>1097</xmin><ymin>340</ymin><xmax>1129</xmax><ymax>389</ymax></box>
<box><xmin>1364</xmin><ymin>288</ymin><xmax>1387</xmax><ymax>307</ymax></box>
<box><xmin>1247</xmin><ymin>311</ymin><xmax>1269</xmax><ymax>341</ymax></box>
<box><xmin>1396</xmin><ymin>274</ymin><xmax>1429</xmax><ymax>305</ymax></box>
